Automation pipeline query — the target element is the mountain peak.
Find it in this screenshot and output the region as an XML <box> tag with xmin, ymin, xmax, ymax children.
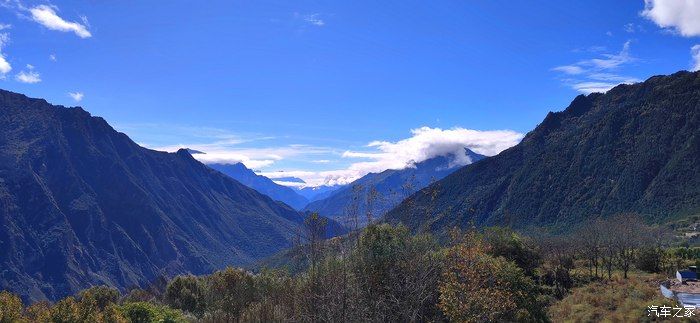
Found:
<box><xmin>0</xmin><ymin>91</ymin><xmax>316</xmax><ymax>302</ymax></box>
<box><xmin>387</xmin><ymin>70</ymin><xmax>700</xmax><ymax>232</ymax></box>
<box><xmin>208</xmin><ymin>162</ymin><xmax>309</xmax><ymax>210</ymax></box>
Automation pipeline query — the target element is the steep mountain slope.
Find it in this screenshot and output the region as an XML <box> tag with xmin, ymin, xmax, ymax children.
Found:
<box><xmin>387</xmin><ymin>71</ymin><xmax>700</xmax><ymax>232</ymax></box>
<box><xmin>0</xmin><ymin>90</ymin><xmax>311</xmax><ymax>302</ymax></box>
<box><xmin>305</xmin><ymin>150</ymin><xmax>484</xmax><ymax>227</ymax></box>
<box><xmin>207</xmin><ymin>162</ymin><xmax>309</xmax><ymax>209</ymax></box>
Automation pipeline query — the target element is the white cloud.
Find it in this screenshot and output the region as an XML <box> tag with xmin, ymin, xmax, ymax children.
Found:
<box><xmin>30</xmin><ymin>5</ymin><xmax>91</xmax><ymax>38</ymax></box>
<box><xmin>188</xmin><ymin>150</ymin><xmax>278</xmax><ymax>169</ymax></box>
<box><xmin>263</xmin><ymin>127</ymin><xmax>524</xmax><ymax>187</ymax></box>
<box><xmin>553</xmin><ymin>41</ymin><xmax>640</xmax><ymax>94</ymax></box>
<box><xmin>691</xmin><ymin>45</ymin><xmax>700</xmax><ymax>71</ymax></box>
<box><xmin>0</xmin><ymin>23</ymin><xmax>11</xmax><ymax>30</ymax></box>
<box><xmin>68</xmin><ymin>91</ymin><xmax>84</xmax><ymax>102</ymax></box>
<box><xmin>0</xmin><ymin>56</ymin><xmax>9</xmax><ymax>75</ymax></box>
<box><xmin>49</xmin><ymin>54</ymin><xmax>56</xmax><ymax>61</ymax></box>
<box><xmin>585</xmin><ymin>40</ymin><xmax>633</xmax><ymax>69</ymax></box>
<box><xmin>15</xmin><ymin>64</ymin><xmax>40</xmax><ymax>83</ymax></box>
<box><xmin>642</xmin><ymin>0</ymin><xmax>700</xmax><ymax>37</ymax></box>
<box><xmin>571</xmin><ymin>82</ymin><xmax>622</xmax><ymax>94</ymax></box>
<box><xmin>0</xmin><ymin>32</ymin><xmax>10</xmax><ymax>76</ymax></box>
<box><xmin>139</xmin><ymin>124</ymin><xmax>522</xmax><ymax>188</ymax></box>
<box><xmin>152</xmin><ymin>141</ymin><xmax>333</xmax><ymax>171</ymax></box>
<box><xmin>552</xmin><ymin>65</ymin><xmax>584</xmax><ymax>75</ymax></box>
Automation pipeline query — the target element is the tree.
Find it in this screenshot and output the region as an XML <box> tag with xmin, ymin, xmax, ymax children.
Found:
<box><xmin>483</xmin><ymin>227</ymin><xmax>540</xmax><ymax>276</ymax></box>
<box><xmin>79</xmin><ymin>286</ymin><xmax>120</xmax><ymax>310</ymax></box>
<box><xmin>206</xmin><ymin>267</ymin><xmax>257</xmax><ymax>322</ymax></box>
<box><xmin>611</xmin><ymin>214</ymin><xmax>650</xmax><ymax>279</ymax></box>
<box><xmin>575</xmin><ymin>218</ymin><xmax>604</xmax><ymax>279</ymax></box>
<box><xmin>122</xmin><ymin>288</ymin><xmax>156</xmax><ymax>303</ymax></box>
<box><xmin>345</xmin><ymin>184</ymin><xmax>364</xmax><ymax>234</ymax></box>
<box><xmin>304</xmin><ymin>212</ymin><xmax>328</xmax><ymax>274</ymax></box>
<box><xmin>164</xmin><ymin>275</ymin><xmax>207</xmax><ymax>318</ymax></box>
<box><xmin>439</xmin><ymin>231</ymin><xmax>546</xmax><ymax>322</ymax></box>
<box><xmin>50</xmin><ymin>296</ymin><xmax>81</xmax><ymax>323</ymax></box>
<box><xmin>0</xmin><ymin>291</ymin><xmax>23</xmax><ymax>323</ymax></box>
<box><xmin>538</xmin><ymin>235</ymin><xmax>575</xmax><ymax>297</ymax></box>
<box><xmin>25</xmin><ymin>301</ymin><xmax>51</xmax><ymax>322</ymax></box>
<box><xmin>119</xmin><ymin>302</ymin><xmax>185</xmax><ymax>323</ymax></box>
<box><xmin>637</xmin><ymin>246</ymin><xmax>663</xmax><ymax>273</ymax></box>
<box><xmin>599</xmin><ymin>219</ymin><xmax>618</xmax><ymax>280</ymax></box>
<box><xmin>637</xmin><ymin>226</ymin><xmax>672</xmax><ymax>273</ymax></box>
<box><xmin>365</xmin><ymin>186</ymin><xmax>380</xmax><ymax>224</ymax></box>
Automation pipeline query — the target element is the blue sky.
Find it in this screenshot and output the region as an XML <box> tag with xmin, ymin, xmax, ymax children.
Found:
<box><xmin>1</xmin><ymin>0</ymin><xmax>699</xmax><ymax>186</ymax></box>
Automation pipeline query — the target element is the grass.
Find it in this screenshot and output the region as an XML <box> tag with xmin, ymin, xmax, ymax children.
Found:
<box><xmin>548</xmin><ymin>273</ymin><xmax>685</xmax><ymax>323</ymax></box>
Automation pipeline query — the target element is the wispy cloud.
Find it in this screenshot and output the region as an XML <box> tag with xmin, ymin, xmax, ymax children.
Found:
<box><xmin>15</xmin><ymin>64</ymin><xmax>40</xmax><ymax>83</ymax></box>
<box><xmin>552</xmin><ymin>65</ymin><xmax>584</xmax><ymax>75</ymax></box>
<box><xmin>159</xmin><ymin>144</ymin><xmax>334</xmax><ymax>170</ymax></box>
<box><xmin>68</xmin><ymin>91</ymin><xmax>84</xmax><ymax>102</ymax></box>
<box><xmin>263</xmin><ymin>127</ymin><xmax>524</xmax><ymax>187</ymax></box>
<box><xmin>302</xmin><ymin>13</ymin><xmax>325</xmax><ymax>26</ymax></box>
<box><xmin>294</xmin><ymin>12</ymin><xmax>326</xmax><ymax>27</ymax></box>
<box><xmin>119</xmin><ymin>123</ymin><xmax>333</xmax><ymax>170</ymax></box>
<box><xmin>624</xmin><ymin>23</ymin><xmax>644</xmax><ymax>33</ymax></box>
<box><xmin>642</xmin><ymin>0</ymin><xmax>700</xmax><ymax>37</ymax></box>
<box><xmin>29</xmin><ymin>5</ymin><xmax>91</xmax><ymax>38</ymax></box>
<box><xmin>552</xmin><ymin>41</ymin><xmax>640</xmax><ymax>94</ymax></box>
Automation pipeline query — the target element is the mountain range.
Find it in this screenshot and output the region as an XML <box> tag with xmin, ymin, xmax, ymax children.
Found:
<box><xmin>387</xmin><ymin>71</ymin><xmax>700</xmax><ymax>233</ymax></box>
<box><xmin>0</xmin><ymin>89</ymin><xmax>340</xmax><ymax>302</ymax></box>
<box><xmin>305</xmin><ymin>149</ymin><xmax>485</xmax><ymax>227</ymax></box>
<box><xmin>206</xmin><ymin>162</ymin><xmax>309</xmax><ymax>209</ymax></box>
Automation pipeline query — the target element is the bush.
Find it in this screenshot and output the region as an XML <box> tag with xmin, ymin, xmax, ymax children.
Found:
<box><xmin>119</xmin><ymin>302</ymin><xmax>186</xmax><ymax>323</ymax></box>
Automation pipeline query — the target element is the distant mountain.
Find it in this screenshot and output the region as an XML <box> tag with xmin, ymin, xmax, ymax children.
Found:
<box><xmin>305</xmin><ymin>149</ymin><xmax>485</xmax><ymax>227</ymax></box>
<box><xmin>387</xmin><ymin>71</ymin><xmax>700</xmax><ymax>233</ymax></box>
<box><xmin>0</xmin><ymin>89</ymin><xmax>340</xmax><ymax>302</ymax></box>
<box><xmin>249</xmin><ymin>173</ymin><xmax>343</xmax><ymax>204</ymax></box>
<box><xmin>295</xmin><ymin>185</ymin><xmax>343</xmax><ymax>203</ymax></box>
<box><xmin>207</xmin><ymin>163</ymin><xmax>309</xmax><ymax>210</ymax></box>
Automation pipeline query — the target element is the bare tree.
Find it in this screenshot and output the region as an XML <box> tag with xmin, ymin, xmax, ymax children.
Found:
<box><xmin>576</xmin><ymin>218</ymin><xmax>603</xmax><ymax>279</ymax></box>
<box><xmin>365</xmin><ymin>186</ymin><xmax>379</xmax><ymax>225</ymax></box>
<box><xmin>304</xmin><ymin>212</ymin><xmax>328</xmax><ymax>274</ymax></box>
<box><xmin>612</xmin><ymin>213</ymin><xmax>649</xmax><ymax>279</ymax></box>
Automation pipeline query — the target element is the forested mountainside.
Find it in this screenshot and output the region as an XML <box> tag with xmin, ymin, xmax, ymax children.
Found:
<box><xmin>305</xmin><ymin>150</ymin><xmax>484</xmax><ymax>227</ymax></box>
<box><xmin>387</xmin><ymin>71</ymin><xmax>700</xmax><ymax>232</ymax></box>
<box><xmin>0</xmin><ymin>89</ymin><xmax>324</xmax><ymax>302</ymax></box>
<box><xmin>207</xmin><ymin>162</ymin><xmax>308</xmax><ymax>209</ymax></box>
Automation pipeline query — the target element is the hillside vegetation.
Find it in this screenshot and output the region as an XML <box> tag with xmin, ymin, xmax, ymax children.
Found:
<box><xmin>388</xmin><ymin>71</ymin><xmax>700</xmax><ymax>233</ymax></box>
<box><xmin>1</xmin><ymin>212</ymin><xmax>691</xmax><ymax>322</ymax></box>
